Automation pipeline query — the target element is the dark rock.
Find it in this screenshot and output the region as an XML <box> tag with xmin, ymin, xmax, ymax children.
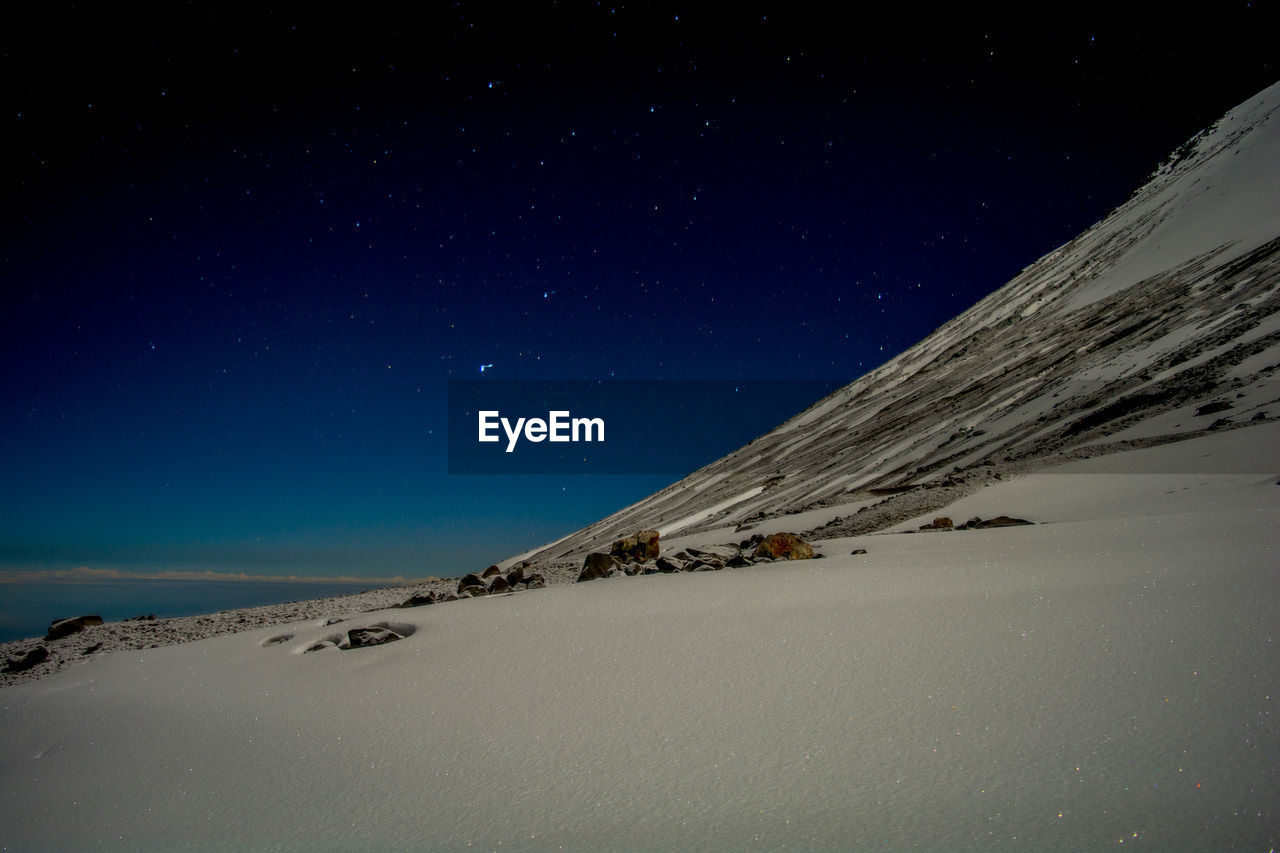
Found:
<box><xmin>1195</xmin><ymin>400</ymin><xmax>1233</xmax><ymax>416</ymax></box>
<box><xmin>488</xmin><ymin>575</ymin><xmax>511</xmax><ymax>594</ymax></box>
<box><xmin>622</xmin><ymin>562</ymin><xmax>645</xmax><ymax>576</ymax></box>
<box><xmin>850</xmin><ymin>548</ymin><xmax>868</xmax><ymax>555</ymax></box>
<box><xmin>482</xmin><ymin>565</ymin><xmax>501</xmax><ymax>578</ymax></box>
<box><xmin>674</xmin><ymin>551</ymin><xmax>693</xmax><ymax>561</ymax></box>
<box><xmin>932</xmin><ymin>516</ymin><xmax>954</xmax><ymax>529</ymax></box>
<box><xmin>1252</xmin><ymin>411</ymin><xmax>1267</xmax><ymax>421</ymax></box>
<box><xmin>610</xmin><ymin>529</ymin><xmax>660</xmax><ymax>563</ymax></box>
<box><xmin>325</xmin><ymin>617</ymin><xmax>346</xmax><ymax>625</ymax></box>
<box><xmin>457</xmin><ymin>573</ymin><xmax>487</xmax><ymax>594</ymax></box>
<box><xmin>127</xmin><ymin>614</ymin><xmax>157</xmax><ymax>621</ymax></box>
<box><xmin>578</xmin><ymin>552</ymin><xmax>616</xmax><ymax>582</ymax></box>
<box><xmin>442</xmin><ymin>593</ymin><xmax>460</xmax><ymax>602</ymax></box>
<box><xmin>1209</xmin><ymin>417</ymin><xmax>1233</xmax><ymax>429</ymax></box>
<box><xmin>974</xmin><ymin>516</ymin><xmax>1034</xmax><ymax>529</ymax></box>
<box><xmin>347</xmin><ymin>627</ymin><xmax>404</xmax><ymax>648</ymax></box>
<box><xmin>655</xmin><ymin>555</ymin><xmax>686</xmax><ymax>573</ymax></box>
<box><xmin>46</xmin><ymin>615</ymin><xmax>104</xmax><ymax>641</ymax></box>
<box><xmin>751</xmin><ymin>532</ymin><xmax>814</xmax><ymax>561</ymax></box>
<box><xmin>459</xmin><ymin>585</ymin><xmax>488</xmax><ymax>597</ymax></box>
<box><xmin>739</xmin><ymin>533</ymin><xmax>766</xmax><ymax>550</ymax></box>
<box><xmin>82</xmin><ymin>642</ymin><xmax>104</xmax><ymax>655</ymax></box>
<box><xmin>4</xmin><ymin>645</ymin><xmax>49</xmax><ymax>673</ymax></box>
<box><xmin>506</xmin><ymin>565</ymin><xmax>526</xmax><ymax>585</ymax></box>
<box><xmin>399</xmin><ymin>591</ymin><xmax>438</xmax><ymax>608</ymax></box>
<box><xmin>525</xmin><ymin>573</ymin><xmax>547</xmax><ymax>589</ymax></box>
<box><xmin>726</xmin><ymin>554</ymin><xmax>753</xmax><ymax>568</ymax></box>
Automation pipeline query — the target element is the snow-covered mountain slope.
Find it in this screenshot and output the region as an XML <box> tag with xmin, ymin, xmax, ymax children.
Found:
<box><xmin>513</xmin><ymin>81</ymin><xmax>1280</xmax><ymax>563</ymax></box>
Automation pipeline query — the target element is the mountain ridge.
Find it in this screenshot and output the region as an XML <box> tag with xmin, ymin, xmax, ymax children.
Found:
<box><xmin>506</xmin><ymin>80</ymin><xmax>1280</xmax><ymax>564</ymax></box>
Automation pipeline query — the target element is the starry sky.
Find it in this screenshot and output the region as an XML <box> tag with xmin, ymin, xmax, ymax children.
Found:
<box><xmin>3</xmin><ymin>3</ymin><xmax>1277</xmax><ymax>581</ymax></box>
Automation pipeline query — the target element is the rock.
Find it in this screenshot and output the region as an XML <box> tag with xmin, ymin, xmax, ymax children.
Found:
<box><xmin>482</xmin><ymin>565</ymin><xmax>502</xmax><ymax>578</ymax></box>
<box><xmin>622</xmin><ymin>562</ymin><xmax>645</xmax><ymax>576</ymax></box>
<box><xmin>82</xmin><ymin>642</ymin><xmax>104</xmax><ymax>655</ymax></box>
<box><xmin>325</xmin><ymin>617</ymin><xmax>346</xmax><ymax>625</ymax></box>
<box><xmin>442</xmin><ymin>593</ymin><xmax>460</xmax><ymax>602</ymax></box>
<box><xmin>655</xmin><ymin>555</ymin><xmax>686</xmax><ymax>573</ymax></box>
<box><xmin>347</xmin><ymin>627</ymin><xmax>404</xmax><ymax>648</ymax></box>
<box><xmin>1195</xmin><ymin>400</ymin><xmax>1232</xmax><ymax>416</ymax></box>
<box><xmin>688</xmin><ymin>545</ymin><xmax>738</xmax><ymax>561</ymax></box>
<box><xmin>726</xmin><ymin>554</ymin><xmax>753</xmax><ymax>568</ymax></box>
<box><xmin>850</xmin><ymin>548</ymin><xmax>868</xmax><ymax>555</ymax></box>
<box><xmin>1252</xmin><ymin>411</ymin><xmax>1267</xmax><ymax>421</ymax></box>
<box><xmin>457</xmin><ymin>573</ymin><xmax>487</xmax><ymax>594</ymax></box>
<box><xmin>974</xmin><ymin>516</ymin><xmax>1033</xmax><ymax>529</ymax></box>
<box><xmin>525</xmin><ymin>573</ymin><xmax>547</xmax><ymax>589</ymax></box>
<box><xmin>4</xmin><ymin>645</ymin><xmax>49</xmax><ymax>673</ymax></box>
<box><xmin>399</xmin><ymin>591</ymin><xmax>437</xmax><ymax>608</ymax></box>
<box><xmin>488</xmin><ymin>575</ymin><xmax>511</xmax><ymax>594</ymax></box>
<box><xmin>459</xmin><ymin>584</ymin><xmax>488</xmax><ymax>597</ymax></box>
<box><xmin>578</xmin><ymin>552</ymin><xmax>616</xmax><ymax>582</ymax></box>
<box><xmin>610</xmin><ymin>529</ymin><xmax>661</xmax><ymax>563</ymax></box>
<box><xmin>739</xmin><ymin>533</ymin><xmax>765</xmax><ymax>551</ymax></box>
<box><xmin>1209</xmin><ymin>417</ymin><xmax>1233</xmax><ymax>429</ymax></box>
<box><xmin>932</xmin><ymin>517</ymin><xmax>954</xmax><ymax>529</ymax></box>
<box><xmin>960</xmin><ymin>516</ymin><xmax>983</xmax><ymax>529</ymax></box>
<box><xmin>506</xmin><ymin>565</ymin><xmax>526</xmax><ymax>585</ymax></box>
<box><xmin>751</xmin><ymin>532</ymin><xmax>814</xmax><ymax>561</ymax></box>
<box><xmin>45</xmin><ymin>615</ymin><xmax>103</xmax><ymax>641</ymax></box>
<box><xmin>127</xmin><ymin>614</ymin><xmax>157</xmax><ymax>621</ymax></box>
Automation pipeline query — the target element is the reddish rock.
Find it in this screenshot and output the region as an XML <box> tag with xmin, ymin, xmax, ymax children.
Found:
<box><xmin>610</xmin><ymin>529</ymin><xmax>661</xmax><ymax>563</ymax></box>
<box><xmin>751</xmin><ymin>533</ymin><xmax>814</xmax><ymax>561</ymax></box>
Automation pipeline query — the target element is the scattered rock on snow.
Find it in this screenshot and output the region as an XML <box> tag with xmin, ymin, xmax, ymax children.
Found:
<box><xmin>578</xmin><ymin>552</ymin><xmax>616</xmax><ymax>582</ymax></box>
<box><xmin>45</xmin><ymin>615</ymin><xmax>103</xmax><ymax>641</ymax></box>
<box><xmin>655</xmin><ymin>556</ymin><xmax>686</xmax><ymax>573</ymax></box>
<box><xmin>399</xmin><ymin>591</ymin><xmax>438</xmax><ymax>608</ymax></box>
<box><xmin>1195</xmin><ymin>400</ymin><xmax>1233</xmax><ymax>416</ymax></box>
<box><xmin>488</xmin><ymin>575</ymin><xmax>511</xmax><ymax>594</ymax></box>
<box><xmin>481</xmin><ymin>565</ymin><xmax>501</xmax><ymax>578</ymax></box>
<box><xmin>457</xmin><ymin>573</ymin><xmax>487</xmax><ymax>594</ymax></box>
<box><xmin>850</xmin><ymin>548</ymin><xmax>868</xmax><ymax>555</ymax></box>
<box><xmin>974</xmin><ymin>516</ymin><xmax>1034</xmax><ymax>528</ymax></box>
<box><xmin>4</xmin><ymin>645</ymin><xmax>49</xmax><ymax>673</ymax></box>
<box><xmin>751</xmin><ymin>532</ymin><xmax>814</xmax><ymax>561</ymax></box>
<box><xmin>347</xmin><ymin>627</ymin><xmax>404</xmax><ymax>648</ymax></box>
<box><xmin>610</xmin><ymin>529</ymin><xmax>660</xmax><ymax>563</ymax></box>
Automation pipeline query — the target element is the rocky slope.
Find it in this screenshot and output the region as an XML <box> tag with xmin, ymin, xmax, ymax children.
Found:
<box><xmin>508</xmin><ymin>81</ymin><xmax>1280</xmax><ymax>564</ymax></box>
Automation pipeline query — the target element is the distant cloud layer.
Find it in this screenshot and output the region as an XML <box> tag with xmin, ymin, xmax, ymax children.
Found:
<box><xmin>0</xmin><ymin>566</ymin><xmax>434</xmax><ymax>585</ymax></box>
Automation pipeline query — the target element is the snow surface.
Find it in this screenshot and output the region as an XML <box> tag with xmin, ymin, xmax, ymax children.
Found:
<box><xmin>2</xmin><ymin>424</ymin><xmax>1277</xmax><ymax>850</ymax></box>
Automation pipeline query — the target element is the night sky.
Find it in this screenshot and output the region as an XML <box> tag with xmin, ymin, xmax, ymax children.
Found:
<box><xmin>3</xmin><ymin>4</ymin><xmax>1277</xmax><ymax>581</ymax></box>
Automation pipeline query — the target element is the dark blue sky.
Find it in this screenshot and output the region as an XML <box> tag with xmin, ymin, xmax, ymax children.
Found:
<box><xmin>3</xmin><ymin>4</ymin><xmax>1277</xmax><ymax>579</ymax></box>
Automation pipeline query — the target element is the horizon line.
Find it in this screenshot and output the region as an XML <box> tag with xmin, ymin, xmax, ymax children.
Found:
<box><xmin>0</xmin><ymin>566</ymin><xmax>440</xmax><ymax>586</ymax></box>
